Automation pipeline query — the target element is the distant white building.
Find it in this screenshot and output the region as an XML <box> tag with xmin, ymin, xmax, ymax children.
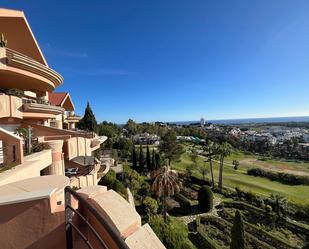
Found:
<box><xmin>200</xmin><ymin>117</ymin><xmax>206</xmax><ymax>127</ymax></box>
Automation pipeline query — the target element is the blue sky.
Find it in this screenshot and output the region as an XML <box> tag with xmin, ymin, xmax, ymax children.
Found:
<box><xmin>2</xmin><ymin>0</ymin><xmax>309</xmax><ymax>123</ymax></box>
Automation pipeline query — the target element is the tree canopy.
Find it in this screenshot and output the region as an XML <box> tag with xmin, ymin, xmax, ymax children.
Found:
<box><xmin>78</xmin><ymin>102</ymin><xmax>97</xmax><ymax>132</ymax></box>
<box><xmin>159</xmin><ymin>130</ymin><xmax>183</xmax><ymax>166</ymax></box>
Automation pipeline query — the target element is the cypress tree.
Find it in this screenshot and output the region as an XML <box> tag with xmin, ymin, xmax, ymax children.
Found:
<box><xmin>132</xmin><ymin>146</ymin><xmax>137</xmax><ymax>170</ymax></box>
<box><xmin>230</xmin><ymin>210</ymin><xmax>245</xmax><ymax>249</ymax></box>
<box><xmin>155</xmin><ymin>153</ymin><xmax>161</xmax><ymax>170</ymax></box>
<box><xmin>151</xmin><ymin>149</ymin><xmax>156</xmax><ymax>171</ymax></box>
<box><xmin>79</xmin><ymin>102</ymin><xmax>97</xmax><ymax>132</ymax></box>
<box><xmin>146</xmin><ymin>145</ymin><xmax>151</xmax><ymax>170</ymax></box>
<box><xmin>139</xmin><ymin>145</ymin><xmax>144</xmax><ymax>170</ymax></box>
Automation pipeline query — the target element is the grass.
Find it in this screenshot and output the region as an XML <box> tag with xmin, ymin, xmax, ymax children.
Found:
<box><xmin>172</xmin><ymin>152</ymin><xmax>309</xmax><ymax>205</ymax></box>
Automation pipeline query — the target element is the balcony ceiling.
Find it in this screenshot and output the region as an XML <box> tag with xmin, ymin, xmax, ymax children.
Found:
<box><xmin>0</xmin><ymin>68</ymin><xmax>57</xmax><ymax>92</ymax></box>
<box><xmin>0</xmin><ymin>8</ymin><xmax>47</xmax><ymax>66</ymax></box>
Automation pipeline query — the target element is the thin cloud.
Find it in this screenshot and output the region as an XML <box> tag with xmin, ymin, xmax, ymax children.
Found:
<box><xmin>60</xmin><ymin>67</ymin><xmax>135</xmax><ymax>77</ymax></box>
<box><xmin>81</xmin><ymin>69</ymin><xmax>134</xmax><ymax>76</ymax></box>
<box><xmin>62</xmin><ymin>51</ymin><xmax>88</xmax><ymax>58</ymax></box>
<box><xmin>43</xmin><ymin>43</ymin><xmax>89</xmax><ymax>58</ymax></box>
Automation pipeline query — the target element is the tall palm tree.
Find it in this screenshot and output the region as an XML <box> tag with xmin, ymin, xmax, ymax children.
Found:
<box><xmin>217</xmin><ymin>142</ymin><xmax>233</xmax><ymax>192</ymax></box>
<box><xmin>203</xmin><ymin>141</ymin><xmax>217</xmax><ymax>188</ymax></box>
<box><xmin>151</xmin><ymin>166</ymin><xmax>180</xmax><ymax>221</ymax></box>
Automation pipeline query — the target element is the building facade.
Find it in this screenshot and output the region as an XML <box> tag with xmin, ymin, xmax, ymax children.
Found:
<box><xmin>0</xmin><ymin>8</ymin><xmax>164</xmax><ymax>249</ymax></box>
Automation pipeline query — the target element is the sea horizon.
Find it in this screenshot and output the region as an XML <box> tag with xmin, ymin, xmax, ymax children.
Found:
<box><xmin>167</xmin><ymin>115</ymin><xmax>309</xmax><ymax>125</ymax></box>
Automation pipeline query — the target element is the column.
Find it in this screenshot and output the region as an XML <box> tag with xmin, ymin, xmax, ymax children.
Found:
<box><xmin>44</xmin><ymin>140</ymin><xmax>64</xmax><ymax>176</ymax></box>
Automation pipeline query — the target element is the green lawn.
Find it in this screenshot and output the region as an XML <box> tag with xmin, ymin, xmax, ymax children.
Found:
<box><xmin>173</xmin><ymin>152</ymin><xmax>309</xmax><ymax>206</ymax></box>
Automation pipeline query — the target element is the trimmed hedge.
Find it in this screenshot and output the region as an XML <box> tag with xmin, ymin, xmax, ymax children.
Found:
<box><xmin>198</xmin><ymin>215</ymin><xmax>273</xmax><ymax>249</ymax></box>
<box><xmin>198</xmin><ymin>185</ymin><xmax>213</xmax><ymax>213</ymax></box>
<box><xmin>173</xmin><ymin>193</ymin><xmax>192</xmax><ymax>214</ymax></box>
<box><xmin>189</xmin><ymin>175</ymin><xmax>211</xmax><ymax>186</ymax></box>
<box><xmin>247</xmin><ymin>168</ymin><xmax>309</xmax><ymax>185</ymax></box>
<box><xmin>196</xmin><ymin>226</ymin><xmax>221</xmax><ymax>249</ymax></box>
<box><xmin>221</xmin><ymin>208</ymin><xmax>299</xmax><ymax>249</ymax></box>
<box><xmin>222</xmin><ymin>201</ymin><xmax>309</xmax><ymax>243</ymax></box>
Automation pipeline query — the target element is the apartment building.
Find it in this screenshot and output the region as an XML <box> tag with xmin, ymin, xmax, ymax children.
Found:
<box><xmin>0</xmin><ymin>8</ymin><xmax>164</xmax><ymax>249</ymax></box>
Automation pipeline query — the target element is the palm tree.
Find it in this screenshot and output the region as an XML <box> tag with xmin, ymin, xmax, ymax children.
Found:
<box><xmin>151</xmin><ymin>166</ymin><xmax>180</xmax><ymax>221</ymax></box>
<box><xmin>217</xmin><ymin>142</ymin><xmax>233</xmax><ymax>192</ymax></box>
<box><xmin>203</xmin><ymin>141</ymin><xmax>217</xmax><ymax>188</ymax></box>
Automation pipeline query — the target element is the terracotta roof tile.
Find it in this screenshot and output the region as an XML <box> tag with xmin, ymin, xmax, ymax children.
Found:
<box><xmin>49</xmin><ymin>92</ymin><xmax>67</xmax><ymax>106</ymax></box>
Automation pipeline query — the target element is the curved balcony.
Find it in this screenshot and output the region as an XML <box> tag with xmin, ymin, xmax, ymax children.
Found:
<box><xmin>0</xmin><ymin>47</ymin><xmax>63</xmax><ymax>91</ymax></box>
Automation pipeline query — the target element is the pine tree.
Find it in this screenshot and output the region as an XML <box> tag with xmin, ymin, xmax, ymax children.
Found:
<box><xmin>230</xmin><ymin>210</ymin><xmax>245</xmax><ymax>249</ymax></box>
<box><xmin>139</xmin><ymin>145</ymin><xmax>144</xmax><ymax>170</ymax></box>
<box><xmin>159</xmin><ymin>130</ymin><xmax>183</xmax><ymax>167</ymax></box>
<box><xmin>146</xmin><ymin>145</ymin><xmax>151</xmax><ymax>170</ymax></box>
<box><xmin>132</xmin><ymin>145</ymin><xmax>137</xmax><ymax>170</ymax></box>
<box><xmin>79</xmin><ymin>102</ymin><xmax>97</xmax><ymax>132</ymax></box>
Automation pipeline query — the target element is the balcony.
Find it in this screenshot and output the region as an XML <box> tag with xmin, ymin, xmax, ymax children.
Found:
<box><xmin>23</xmin><ymin>100</ymin><xmax>64</xmax><ymax>115</ymax></box>
<box><xmin>0</xmin><ymin>47</ymin><xmax>63</xmax><ymax>91</ymax></box>
<box><xmin>0</xmin><ymin>91</ymin><xmax>65</xmax><ymax>119</ymax></box>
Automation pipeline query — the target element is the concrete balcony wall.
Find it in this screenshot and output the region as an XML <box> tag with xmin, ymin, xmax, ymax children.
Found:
<box><xmin>0</xmin><ymin>195</ymin><xmax>66</xmax><ymax>249</ymax></box>
<box><xmin>65</xmin><ymin>136</ymin><xmax>92</xmax><ymax>160</ymax></box>
<box><xmin>0</xmin><ymin>149</ymin><xmax>52</xmax><ymax>186</ymax></box>
<box><xmin>77</xmin><ymin>186</ymin><xmax>166</xmax><ymax>249</ymax></box>
<box><xmin>0</xmin><ymin>127</ymin><xmax>23</xmax><ymax>165</ymax></box>
<box><xmin>69</xmin><ymin>163</ymin><xmax>101</xmax><ymax>189</ymax></box>
<box><xmin>0</xmin><ymin>176</ymin><xmax>71</xmax><ymax>249</ymax></box>
<box><xmin>0</xmin><ymin>47</ymin><xmax>63</xmax><ymax>92</ymax></box>
<box><xmin>0</xmin><ymin>94</ymin><xmax>22</xmax><ymax>119</ymax></box>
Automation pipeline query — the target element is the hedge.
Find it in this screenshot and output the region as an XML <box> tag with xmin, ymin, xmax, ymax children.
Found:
<box><xmin>173</xmin><ymin>193</ymin><xmax>192</xmax><ymax>214</ymax></box>
<box><xmin>247</xmin><ymin>168</ymin><xmax>309</xmax><ymax>185</ymax></box>
<box><xmin>196</xmin><ymin>226</ymin><xmax>221</xmax><ymax>249</ymax></box>
<box><xmin>221</xmin><ymin>208</ymin><xmax>298</xmax><ymax>249</ymax></box>
<box><xmin>198</xmin><ymin>215</ymin><xmax>273</xmax><ymax>249</ymax></box>
<box><xmin>222</xmin><ymin>201</ymin><xmax>309</xmax><ymax>245</ymax></box>
<box><xmin>198</xmin><ymin>185</ymin><xmax>213</xmax><ymax>212</ymax></box>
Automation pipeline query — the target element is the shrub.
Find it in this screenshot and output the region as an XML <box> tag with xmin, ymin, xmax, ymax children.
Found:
<box><xmin>100</xmin><ymin>170</ymin><xmax>116</xmax><ymax>187</ymax></box>
<box><xmin>113</xmin><ymin>180</ymin><xmax>127</xmax><ymax>199</ymax></box>
<box><xmin>100</xmin><ymin>171</ymin><xmax>127</xmax><ymax>199</ymax></box>
<box><xmin>230</xmin><ymin>210</ymin><xmax>245</xmax><ymax>249</ymax></box>
<box><xmin>265</xmin><ymin>205</ymin><xmax>272</xmax><ymax>213</ymax></box>
<box><xmin>247</xmin><ymin>168</ymin><xmax>309</xmax><ymax>185</ymax></box>
<box><xmin>149</xmin><ymin>215</ymin><xmax>195</xmax><ymax>249</ymax></box>
<box><xmin>190</xmin><ymin>175</ymin><xmax>211</xmax><ymax>186</ymax></box>
<box><xmin>31</xmin><ymin>142</ymin><xmax>48</xmax><ymax>153</ymax></box>
<box><xmin>173</xmin><ymin>193</ymin><xmax>192</xmax><ymax>214</ymax></box>
<box><xmin>7</xmin><ymin>88</ymin><xmax>24</xmax><ymax>97</ymax></box>
<box><xmin>196</xmin><ymin>226</ymin><xmax>219</xmax><ymax>249</ymax></box>
<box><xmin>198</xmin><ymin>185</ymin><xmax>213</xmax><ymax>213</ymax></box>
<box><xmin>143</xmin><ymin>196</ymin><xmax>158</xmax><ymax>217</ymax></box>
<box><xmin>303</xmin><ymin>243</ymin><xmax>309</xmax><ymax>249</ymax></box>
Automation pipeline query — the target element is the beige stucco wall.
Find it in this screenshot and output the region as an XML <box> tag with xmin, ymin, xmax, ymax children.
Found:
<box><xmin>0</xmin><ymin>127</ymin><xmax>23</xmax><ymax>165</ymax></box>
<box><xmin>0</xmin><ymin>194</ymin><xmax>66</xmax><ymax>249</ymax></box>
<box><xmin>0</xmin><ymin>95</ymin><xmax>22</xmax><ymax>119</ymax></box>
<box><xmin>66</xmin><ymin>136</ymin><xmax>92</xmax><ymax>160</ymax></box>
<box><xmin>0</xmin><ymin>149</ymin><xmax>52</xmax><ymax>186</ymax></box>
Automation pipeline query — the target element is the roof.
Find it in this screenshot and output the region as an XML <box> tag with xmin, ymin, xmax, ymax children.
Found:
<box><xmin>49</xmin><ymin>92</ymin><xmax>75</xmax><ymax>111</ymax></box>
<box><xmin>49</xmin><ymin>92</ymin><xmax>67</xmax><ymax>106</ymax></box>
<box><xmin>0</xmin><ymin>8</ymin><xmax>47</xmax><ymax>65</ymax></box>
